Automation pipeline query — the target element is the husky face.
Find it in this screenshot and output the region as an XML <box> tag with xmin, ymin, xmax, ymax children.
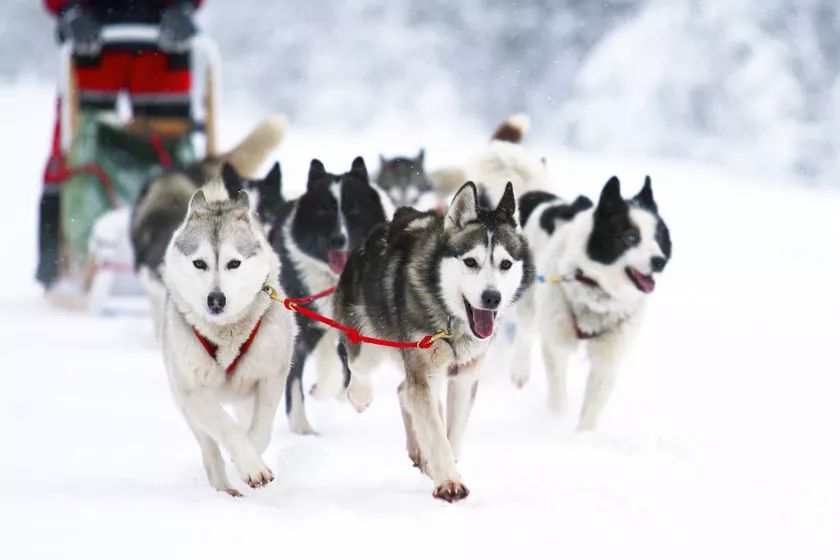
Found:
<box><xmin>167</xmin><ymin>188</ymin><xmax>270</xmax><ymax>323</ymax></box>
<box><xmin>290</xmin><ymin>157</ymin><xmax>386</xmax><ymax>276</ymax></box>
<box><xmin>439</xmin><ymin>182</ymin><xmax>534</xmax><ymax>340</ymax></box>
<box><xmin>584</xmin><ymin>176</ymin><xmax>671</xmax><ymax>298</ymax></box>
<box><xmin>376</xmin><ymin>149</ymin><xmax>433</xmax><ymax>208</ymax></box>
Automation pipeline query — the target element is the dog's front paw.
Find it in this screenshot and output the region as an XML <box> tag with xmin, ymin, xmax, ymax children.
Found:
<box><xmin>433</xmin><ymin>480</ymin><xmax>470</xmax><ymax>503</ymax></box>
<box><xmin>221</xmin><ymin>488</ymin><xmax>243</xmax><ymax>498</ymax></box>
<box><xmin>511</xmin><ymin>369</ymin><xmax>530</xmax><ymax>389</ymax></box>
<box><xmin>346</xmin><ymin>377</ymin><xmax>373</xmax><ymax>413</ymax></box>
<box><xmin>235</xmin><ymin>456</ymin><xmax>274</xmax><ymax>488</ymax></box>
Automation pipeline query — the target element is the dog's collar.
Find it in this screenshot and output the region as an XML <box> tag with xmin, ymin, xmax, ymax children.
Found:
<box><xmin>536</xmin><ymin>269</ymin><xmax>600</xmax><ymax>289</ymax></box>
<box><xmin>193</xmin><ymin>318</ymin><xmax>263</xmax><ymax>375</ymax></box>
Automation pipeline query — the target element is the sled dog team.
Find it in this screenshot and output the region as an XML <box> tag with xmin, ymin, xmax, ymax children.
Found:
<box><xmin>137</xmin><ymin>114</ymin><xmax>672</xmax><ymax>502</ymax></box>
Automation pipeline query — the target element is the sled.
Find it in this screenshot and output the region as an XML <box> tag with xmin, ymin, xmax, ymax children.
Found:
<box><xmin>37</xmin><ymin>25</ymin><xmax>222</xmax><ymax>313</ymax></box>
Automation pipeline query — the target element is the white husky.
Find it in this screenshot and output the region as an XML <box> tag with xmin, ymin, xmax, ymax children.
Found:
<box><xmin>161</xmin><ymin>178</ymin><xmax>296</xmax><ymax>495</ymax></box>
<box><xmin>512</xmin><ymin>176</ymin><xmax>672</xmax><ymax>430</ymax></box>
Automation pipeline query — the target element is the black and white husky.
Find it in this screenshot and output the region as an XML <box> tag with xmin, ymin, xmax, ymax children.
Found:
<box><xmin>269</xmin><ymin>157</ymin><xmax>393</xmax><ymax>434</ymax></box>
<box><xmin>375</xmin><ymin>149</ymin><xmax>437</xmax><ymax>210</ymax></box>
<box><xmin>161</xmin><ymin>178</ymin><xmax>296</xmax><ymax>495</ymax></box>
<box><xmin>511</xmin><ymin>176</ymin><xmax>671</xmax><ymax>430</ymax></box>
<box><xmin>333</xmin><ymin>182</ymin><xmax>534</xmax><ymax>502</ymax></box>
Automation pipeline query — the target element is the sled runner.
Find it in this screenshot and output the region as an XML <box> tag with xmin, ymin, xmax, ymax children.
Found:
<box><xmin>37</xmin><ymin>25</ymin><xmax>222</xmax><ymax>313</ymax></box>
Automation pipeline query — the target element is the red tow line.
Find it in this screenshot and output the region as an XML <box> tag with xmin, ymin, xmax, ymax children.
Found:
<box><xmin>263</xmin><ymin>285</ymin><xmax>451</xmax><ymax>350</ymax></box>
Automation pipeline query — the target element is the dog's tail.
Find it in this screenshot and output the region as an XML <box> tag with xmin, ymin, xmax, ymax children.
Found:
<box><xmin>219</xmin><ymin>114</ymin><xmax>288</xmax><ymax>177</ymax></box>
<box><xmin>490</xmin><ymin>113</ymin><xmax>530</xmax><ymax>143</ymax></box>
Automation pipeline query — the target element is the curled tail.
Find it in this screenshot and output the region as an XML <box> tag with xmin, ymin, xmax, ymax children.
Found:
<box><xmin>490</xmin><ymin>113</ymin><xmax>530</xmax><ymax>143</ymax></box>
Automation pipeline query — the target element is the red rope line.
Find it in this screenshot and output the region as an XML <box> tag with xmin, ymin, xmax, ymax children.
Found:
<box><xmin>276</xmin><ymin>286</ymin><xmax>442</xmax><ymax>350</ymax></box>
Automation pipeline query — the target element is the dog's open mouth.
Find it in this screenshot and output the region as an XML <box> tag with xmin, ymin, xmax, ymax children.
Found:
<box><xmin>463</xmin><ymin>297</ymin><xmax>497</xmax><ymax>339</ymax></box>
<box><xmin>626</xmin><ymin>267</ymin><xmax>656</xmax><ymax>294</ymax></box>
<box><xmin>327</xmin><ymin>250</ymin><xmax>348</xmax><ymax>275</ymax></box>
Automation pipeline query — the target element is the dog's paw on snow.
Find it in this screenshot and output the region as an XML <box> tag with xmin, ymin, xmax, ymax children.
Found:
<box><xmin>511</xmin><ymin>370</ymin><xmax>530</xmax><ymax>389</ymax></box>
<box><xmin>433</xmin><ymin>480</ymin><xmax>470</xmax><ymax>503</ymax></box>
<box><xmin>221</xmin><ymin>488</ymin><xmax>244</xmax><ymax>498</ymax></box>
<box><xmin>236</xmin><ymin>456</ymin><xmax>274</xmax><ymax>488</ymax></box>
<box><xmin>346</xmin><ymin>377</ymin><xmax>373</xmax><ymax>413</ymax></box>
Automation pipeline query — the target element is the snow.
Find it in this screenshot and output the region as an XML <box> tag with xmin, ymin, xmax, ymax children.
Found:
<box><xmin>2</xmin><ymin>81</ymin><xmax>840</xmax><ymax>559</ymax></box>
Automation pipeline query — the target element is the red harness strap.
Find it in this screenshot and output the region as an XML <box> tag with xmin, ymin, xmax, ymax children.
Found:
<box><xmin>265</xmin><ymin>285</ymin><xmax>450</xmax><ymax>350</ymax></box>
<box><xmin>193</xmin><ymin>318</ymin><xmax>263</xmax><ymax>375</ymax></box>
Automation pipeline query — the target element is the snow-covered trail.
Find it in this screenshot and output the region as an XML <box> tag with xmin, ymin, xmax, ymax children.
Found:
<box><xmin>1</xmin><ymin>82</ymin><xmax>839</xmax><ymax>559</ymax></box>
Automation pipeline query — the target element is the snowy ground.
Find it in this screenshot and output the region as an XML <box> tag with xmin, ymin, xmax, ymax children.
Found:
<box><xmin>2</xmin><ymin>81</ymin><xmax>839</xmax><ymax>559</ymax></box>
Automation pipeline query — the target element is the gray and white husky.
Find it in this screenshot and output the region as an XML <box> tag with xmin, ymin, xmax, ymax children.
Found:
<box><xmin>511</xmin><ymin>176</ymin><xmax>672</xmax><ymax>430</ymax></box>
<box><xmin>161</xmin><ymin>178</ymin><xmax>297</xmax><ymax>495</ymax></box>
<box><xmin>333</xmin><ymin>182</ymin><xmax>534</xmax><ymax>502</ymax></box>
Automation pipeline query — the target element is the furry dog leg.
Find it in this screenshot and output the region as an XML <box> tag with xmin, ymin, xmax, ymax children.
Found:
<box><xmin>404</xmin><ymin>352</ymin><xmax>467</xmax><ymax>502</ymax></box>
<box><xmin>340</xmin><ymin>340</ymin><xmax>376</xmax><ymax>413</ymax></box>
<box><xmin>181</xmin><ymin>388</ymin><xmax>274</xmax><ymax>488</ymax></box>
<box><xmin>578</xmin><ymin>332</ymin><xmax>627</xmax><ymax>430</ymax></box>
<box><xmin>285</xmin><ymin>327</ymin><xmax>325</xmax><ymax>435</ymax></box>
<box><xmin>188</xmin><ymin>422</ymin><xmax>239</xmax><ymax>496</ymax></box>
<box><xmin>248</xmin><ymin>375</ymin><xmax>285</xmax><ymax>453</ymax></box>
<box><xmin>397</xmin><ymin>380</ymin><xmax>424</xmax><ymax>472</ymax></box>
<box><xmin>446</xmin><ymin>368</ymin><xmax>480</xmax><ymax>461</ymax></box>
<box><xmin>542</xmin><ymin>339</ymin><xmax>575</xmax><ymax>414</ymax></box>
<box><xmin>309</xmin><ymin>331</ymin><xmax>345</xmax><ymax>401</ymax></box>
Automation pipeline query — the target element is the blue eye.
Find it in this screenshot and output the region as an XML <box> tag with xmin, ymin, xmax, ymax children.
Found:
<box><xmin>623</xmin><ymin>231</ymin><xmax>640</xmax><ymax>245</ymax></box>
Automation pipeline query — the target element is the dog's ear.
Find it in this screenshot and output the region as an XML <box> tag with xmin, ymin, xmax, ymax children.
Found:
<box><xmin>187</xmin><ymin>189</ymin><xmax>207</xmax><ymax>214</ymax></box>
<box><xmin>595</xmin><ymin>176</ymin><xmax>625</xmax><ymax>216</ymax></box>
<box><xmin>416</xmin><ymin>148</ymin><xmax>425</xmax><ymax>165</ymax></box>
<box><xmin>633</xmin><ymin>175</ymin><xmax>657</xmax><ymax>212</ymax></box>
<box><xmin>221</xmin><ymin>163</ymin><xmax>243</xmax><ymax>198</ymax></box>
<box><xmin>350</xmin><ymin>156</ymin><xmax>368</xmax><ymax>180</ymax></box>
<box><xmin>257</xmin><ymin>162</ymin><xmax>282</xmax><ymax>220</ymax></box>
<box><xmin>496</xmin><ymin>181</ymin><xmax>516</xmax><ymax>218</ymax></box>
<box><xmin>307</xmin><ymin>159</ymin><xmax>326</xmax><ymax>190</ymax></box>
<box><xmin>445</xmin><ymin>182</ymin><xmax>479</xmax><ymax>231</ymax></box>
<box><xmin>232</xmin><ymin>189</ymin><xmax>250</xmax><ymax>219</ymax></box>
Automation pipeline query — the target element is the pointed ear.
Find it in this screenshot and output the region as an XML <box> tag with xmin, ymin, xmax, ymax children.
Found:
<box><xmin>350</xmin><ymin>156</ymin><xmax>368</xmax><ymax>180</ymax></box>
<box><xmin>445</xmin><ymin>182</ymin><xmax>479</xmax><ymax>232</ymax></box>
<box><xmin>258</xmin><ymin>162</ymin><xmax>282</xmax><ymax>219</ymax></box>
<box><xmin>221</xmin><ymin>163</ymin><xmax>242</xmax><ymax>198</ymax></box>
<box><xmin>595</xmin><ymin>176</ymin><xmax>625</xmax><ymax>216</ymax></box>
<box><xmin>187</xmin><ymin>189</ymin><xmax>207</xmax><ymax>214</ymax></box>
<box><xmin>496</xmin><ymin>181</ymin><xmax>516</xmax><ymax>218</ymax></box>
<box><xmin>633</xmin><ymin>175</ymin><xmax>657</xmax><ymax>212</ymax></box>
<box><xmin>417</xmin><ymin>148</ymin><xmax>425</xmax><ymax>165</ymax></box>
<box><xmin>264</xmin><ymin>162</ymin><xmax>281</xmax><ymax>190</ymax></box>
<box><xmin>233</xmin><ymin>189</ymin><xmax>250</xmax><ymax>217</ymax></box>
<box><xmin>307</xmin><ymin>159</ymin><xmax>326</xmax><ymax>190</ymax></box>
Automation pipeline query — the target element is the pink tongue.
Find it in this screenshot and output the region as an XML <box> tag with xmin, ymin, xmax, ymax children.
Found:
<box><xmin>328</xmin><ymin>250</ymin><xmax>348</xmax><ymax>275</ymax></box>
<box><xmin>471</xmin><ymin>308</ymin><xmax>495</xmax><ymax>339</ymax></box>
<box><xmin>631</xmin><ymin>269</ymin><xmax>656</xmax><ymax>293</ymax></box>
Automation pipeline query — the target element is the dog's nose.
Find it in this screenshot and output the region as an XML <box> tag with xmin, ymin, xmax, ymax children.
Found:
<box><xmin>651</xmin><ymin>256</ymin><xmax>667</xmax><ymax>273</ymax></box>
<box><xmin>328</xmin><ymin>233</ymin><xmax>346</xmax><ymax>249</ymax></box>
<box><xmin>207</xmin><ymin>291</ymin><xmax>226</xmax><ymax>314</ymax></box>
<box><xmin>480</xmin><ymin>289</ymin><xmax>502</xmax><ymax>310</ymax></box>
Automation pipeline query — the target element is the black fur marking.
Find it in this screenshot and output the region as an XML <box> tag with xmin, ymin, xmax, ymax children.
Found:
<box><xmin>586</xmin><ymin>177</ymin><xmax>640</xmax><ymax>265</ymax></box>
<box><xmin>539</xmin><ymin>195</ymin><xmax>594</xmax><ymax>235</ymax></box>
<box><xmin>518</xmin><ymin>191</ymin><xmax>557</xmax><ymax>227</ymax></box>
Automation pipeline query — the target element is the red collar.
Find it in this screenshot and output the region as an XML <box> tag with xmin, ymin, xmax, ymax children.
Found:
<box><xmin>193</xmin><ymin>318</ymin><xmax>263</xmax><ymax>375</ymax></box>
<box><xmin>575</xmin><ymin>269</ymin><xmax>600</xmax><ymax>288</ymax></box>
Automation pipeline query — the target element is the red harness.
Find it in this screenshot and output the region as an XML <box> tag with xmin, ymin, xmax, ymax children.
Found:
<box><xmin>193</xmin><ymin>318</ymin><xmax>263</xmax><ymax>375</ymax></box>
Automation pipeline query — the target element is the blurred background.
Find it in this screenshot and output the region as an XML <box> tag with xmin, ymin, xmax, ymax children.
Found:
<box><xmin>3</xmin><ymin>0</ymin><xmax>838</xmax><ymax>184</ymax></box>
